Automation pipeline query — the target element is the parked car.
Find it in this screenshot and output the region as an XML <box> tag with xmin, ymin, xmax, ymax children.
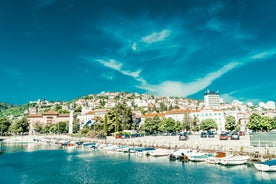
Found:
<box><xmin>239</xmin><ymin>131</ymin><xmax>245</xmax><ymax>136</ymax></box>
<box><xmin>219</xmin><ymin>132</ymin><xmax>228</xmax><ymax>140</ymax></box>
<box><xmin>200</xmin><ymin>131</ymin><xmax>207</xmax><ymax>138</ymax></box>
<box><xmin>179</xmin><ymin>132</ymin><xmax>189</xmax><ymax>141</ymax></box>
<box><xmin>231</xmin><ymin>131</ymin><xmax>240</xmax><ymax>140</ymax></box>
<box><xmin>208</xmin><ymin>131</ymin><xmax>215</xmax><ymax>138</ymax></box>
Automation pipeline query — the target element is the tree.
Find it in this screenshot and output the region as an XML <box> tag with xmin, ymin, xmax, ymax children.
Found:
<box><xmin>182</xmin><ymin>114</ymin><xmax>192</xmax><ymax>131</ymax></box>
<box><xmin>247</xmin><ymin>113</ymin><xmax>262</xmax><ymax>131</ymax></box>
<box><xmin>260</xmin><ymin>116</ymin><xmax>272</xmax><ymax>131</ymax></box>
<box><xmin>159</xmin><ymin>117</ymin><xmax>175</xmax><ymax>133</ymax></box>
<box><xmin>106</xmin><ymin>103</ymin><xmax>133</xmax><ymax>133</ymax></box>
<box><xmin>103</xmin><ymin>115</ymin><xmax>108</xmax><ymax>134</ymax></box>
<box><xmin>0</xmin><ymin>117</ymin><xmax>11</xmax><ymax>135</ymax></box>
<box><xmin>200</xmin><ymin>118</ymin><xmax>217</xmax><ymax>131</ymax></box>
<box><xmin>270</xmin><ymin>117</ymin><xmax>276</xmax><ymax>130</ymax></box>
<box><xmin>55</xmin><ymin>121</ymin><xmax>68</xmax><ymax>133</ymax></box>
<box><xmin>34</xmin><ymin>122</ymin><xmax>43</xmax><ymax>133</ymax></box>
<box><xmin>225</xmin><ymin>115</ymin><xmax>236</xmax><ymax>131</ymax></box>
<box><xmin>141</xmin><ymin>116</ymin><xmax>161</xmax><ymax>134</ymax></box>
<box><xmin>174</xmin><ymin>121</ymin><xmax>181</xmax><ymax>132</ymax></box>
<box><xmin>9</xmin><ymin>117</ymin><xmax>29</xmax><ymax>134</ymax></box>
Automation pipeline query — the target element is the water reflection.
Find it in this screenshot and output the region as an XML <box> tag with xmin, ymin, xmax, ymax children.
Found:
<box><xmin>255</xmin><ymin>171</ymin><xmax>276</xmax><ymax>181</ymax></box>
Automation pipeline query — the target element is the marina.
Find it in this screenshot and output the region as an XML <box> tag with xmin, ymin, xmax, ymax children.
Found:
<box><xmin>1</xmin><ymin>140</ymin><xmax>276</xmax><ymax>184</ymax></box>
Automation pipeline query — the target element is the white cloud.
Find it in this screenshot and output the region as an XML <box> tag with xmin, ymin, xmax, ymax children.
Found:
<box><xmin>250</xmin><ymin>50</ymin><xmax>275</xmax><ymax>60</ymax></box>
<box><xmin>131</xmin><ymin>42</ymin><xmax>137</xmax><ymax>51</ymax></box>
<box><xmin>93</xmin><ymin>58</ymin><xmax>147</xmax><ymax>84</ymax></box>
<box><xmin>96</xmin><ymin>59</ymin><xmax>122</xmax><ymax>71</ymax></box>
<box><xmin>142</xmin><ymin>29</ymin><xmax>170</xmax><ymax>44</ymax></box>
<box><xmin>139</xmin><ymin>62</ymin><xmax>240</xmax><ymax>97</ymax></box>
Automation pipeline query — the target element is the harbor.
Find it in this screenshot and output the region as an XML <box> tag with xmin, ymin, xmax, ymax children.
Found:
<box><xmin>1</xmin><ymin>137</ymin><xmax>276</xmax><ymax>184</ymax></box>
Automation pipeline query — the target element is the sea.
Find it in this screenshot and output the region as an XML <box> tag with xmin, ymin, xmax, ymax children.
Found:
<box><xmin>0</xmin><ymin>142</ymin><xmax>276</xmax><ymax>184</ymax></box>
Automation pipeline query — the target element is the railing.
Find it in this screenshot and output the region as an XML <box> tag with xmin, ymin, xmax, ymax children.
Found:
<box><xmin>250</xmin><ymin>141</ymin><xmax>276</xmax><ymax>147</ymax></box>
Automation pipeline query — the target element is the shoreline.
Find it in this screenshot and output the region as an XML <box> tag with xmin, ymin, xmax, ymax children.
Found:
<box><xmin>2</xmin><ymin>134</ymin><xmax>276</xmax><ymax>159</ymax></box>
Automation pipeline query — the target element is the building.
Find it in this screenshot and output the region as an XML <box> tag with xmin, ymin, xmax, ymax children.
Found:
<box><xmin>190</xmin><ymin>109</ymin><xmax>225</xmax><ymax>132</ymax></box>
<box><xmin>77</xmin><ymin>109</ymin><xmax>107</xmax><ymax>128</ymax></box>
<box><xmin>27</xmin><ymin>110</ymin><xmax>70</xmax><ymax>135</ymax></box>
<box><xmin>204</xmin><ymin>90</ymin><xmax>221</xmax><ymax>109</ymax></box>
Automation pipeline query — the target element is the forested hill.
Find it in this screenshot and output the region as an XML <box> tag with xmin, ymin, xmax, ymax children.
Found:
<box><xmin>0</xmin><ymin>102</ymin><xmax>17</xmax><ymax>111</ymax></box>
<box><xmin>0</xmin><ymin>102</ymin><xmax>22</xmax><ymax>118</ymax></box>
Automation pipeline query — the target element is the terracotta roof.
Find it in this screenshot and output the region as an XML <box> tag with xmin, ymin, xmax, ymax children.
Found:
<box><xmin>166</xmin><ymin>109</ymin><xmax>190</xmax><ymax>114</ymax></box>
<box><xmin>42</xmin><ymin>110</ymin><xmax>58</xmax><ymax>115</ymax></box>
<box><xmin>86</xmin><ymin>111</ymin><xmax>95</xmax><ymax>115</ymax></box>
<box><xmin>143</xmin><ymin>112</ymin><xmax>165</xmax><ymax>118</ymax></box>
<box><xmin>58</xmin><ymin>114</ymin><xmax>70</xmax><ymax>117</ymax></box>
<box><xmin>27</xmin><ymin>114</ymin><xmax>43</xmax><ymax>118</ymax></box>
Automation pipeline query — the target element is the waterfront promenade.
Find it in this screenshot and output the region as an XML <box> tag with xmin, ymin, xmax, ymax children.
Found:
<box><xmin>2</xmin><ymin>133</ymin><xmax>276</xmax><ymax>158</ymax></box>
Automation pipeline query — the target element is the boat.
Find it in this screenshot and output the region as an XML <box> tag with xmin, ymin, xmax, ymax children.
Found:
<box><xmin>149</xmin><ymin>149</ymin><xmax>173</xmax><ymax>157</ymax></box>
<box><xmin>115</xmin><ymin>145</ymin><xmax>129</xmax><ymax>152</ymax></box>
<box><xmin>82</xmin><ymin>142</ymin><xmax>97</xmax><ymax>149</ymax></box>
<box><xmin>169</xmin><ymin>149</ymin><xmax>196</xmax><ymax>161</ymax></box>
<box><xmin>254</xmin><ymin>159</ymin><xmax>276</xmax><ymax>172</ymax></box>
<box><xmin>219</xmin><ymin>156</ymin><xmax>250</xmax><ymax>166</ymax></box>
<box><xmin>207</xmin><ymin>152</ymin><xmax>232</xmax><ymax>164</ymax></box>
<box><xmin>129</xmin><ymin>147</ymin><xmax>156</xmax><ymax>153</ymax></box>
<box><xmin>188</xmin><ymin>153</ymin><xmax>215</xmax><ymax>162</ymax></box>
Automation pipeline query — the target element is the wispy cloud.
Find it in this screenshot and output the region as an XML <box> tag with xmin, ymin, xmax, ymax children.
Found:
<box><xmin>250</xmin><ymin>50</ymin><xmax>276</xmax><ymax>60</ymax></box>
<box><xmin>141</xmin><ymin>62</ymin><xmax>240</xmax><ymax>97</ymax></box>
<box><xmin>142</xmin><ymin>29</ymin><xmax>170</xmax><ymax>44</ymax></box>
<box><xmin>88</xmin><ymin>58</ymin><xmax>147</xmax><ymax>85</ymax></box>
<box><xmin>202</xmin><ymin>18</ymin><xmax>254</xmax><ymax>41</ymax></box>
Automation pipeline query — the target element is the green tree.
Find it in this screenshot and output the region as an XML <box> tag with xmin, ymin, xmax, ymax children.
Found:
<box><xmin>174</xmin><ymin>121</ymin><xmax>181</xmax><ymax>132</ymax></box>
<box><xmin>270</xmin><ymin>117</ymin><xmax>276</xmax><ymax>130</ymax></box>
<box><xmin>141</xmin><ymin>116</ymin><xmax>161</xmax><ymax>134</ymax></box>
<box><xmin>182</xmin><ymin>114</ymin><xmax>192</xmax><ymax>131</ymax></box>
<box><xmin>106</xmin><ymin>103</ymin><xmax>133</xmax><ymax>133</ymax></box>
<box><xmin>9</xmin><ymin>117</ymin><xmax>29</xmax><ymax>134</ymax></box>
<box><xmin>55</xmin><ymin>121</ymin><xmax>68</xmax><ymax>133</ymax></box>
<box><xmin>34</xmin><ymin>122</ymin><xmax>43</xmax><ymax>133</ymax></box>
<box><xmin>247</xmin><ymin>113</ymin><xmax>262</xmax><ymax>131</ymax></box>
<box><xmin>225</xmin><ymin>115</ymin><xmax>236</xmax><ymax>131</ymax></box>
<box><xmin>0</xmin><ymin>117</ymin><xmax>11</xmax><ymax>135</ymax></box>
<box><xmin>159</xmin><ymin>117</ymin><xmax>176</xmax><ymax>133</ymax></box>
<box><xmin>103</xmin><ymin>115</ymin><xmax>108</xmax><ymax>134</ymax></box>
<box><xmin>260</xmin><ymin>116</ymin><xmax>272</xmax><ymax>131</ymax></box>
<box><xmin>200</xmin><ymin>118</ymin><xmax>217</xmax><ymax>131</ymax></box>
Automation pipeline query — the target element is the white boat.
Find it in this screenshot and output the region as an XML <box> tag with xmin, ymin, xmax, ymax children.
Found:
<box><xmin>169</xmin><ymin>149</ymin><xmax>196</xmax><ymax>160</ymax></box>
<box><xmin>150</xmin><ymin>149</ymin><xmax>173</xmax><ymax>157</ymax></box>
<box><xmin>207</xmin><ymin>152</ymin><xmax>232</xmax><ymax>164</ymax></box>
<box><xmin>115</xmin><ymin>146</ymin><xmax>129</xmax><ymax>152</ymax></box>
<box><xmin>188</xmin><ymin>153</ymin><xmax>215</xmax><ymax>162</ymax></box>
<box><xmin>254</xmin><ymin>159</ymin><xmax>276</xmax><ymax>172</ymax></box>
<box><xmin>219</xmin><ymin>156</ymin><xmax>250</xmax><ymax>166</ymax></box>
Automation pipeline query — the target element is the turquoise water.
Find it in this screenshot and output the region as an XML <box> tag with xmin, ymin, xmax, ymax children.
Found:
<box><xmin>1</xmin><ymin>142</ymin><xmax>276</xmax><ymax>184</ymax></box>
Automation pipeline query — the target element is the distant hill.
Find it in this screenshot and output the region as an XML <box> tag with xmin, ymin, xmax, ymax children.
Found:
<box><xmin>0</xmin><ymin>102</ymin><xmax>17</xmax><ymax>111</ymax></box>
<box><xmin>0</xmin><ymin>102</ymin><xmax>26</xmax><ymax>118</ymax></box>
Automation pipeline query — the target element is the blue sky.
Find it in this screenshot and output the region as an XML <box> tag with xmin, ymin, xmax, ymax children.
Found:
<box><xmin>1</xmin><ymin>0</ymin><xmax>276</xmax><ymax>105</ymax></box>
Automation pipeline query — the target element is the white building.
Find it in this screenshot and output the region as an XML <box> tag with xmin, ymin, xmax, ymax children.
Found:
<box><xmin>190</xmin><ymin>109</ymin><xmax>225</xmax><ymax>132</ymax></box>
<box><xmin>204</xmin><ymin>90</ymin><xmax>221</xmax><ymax>109</ymax></box>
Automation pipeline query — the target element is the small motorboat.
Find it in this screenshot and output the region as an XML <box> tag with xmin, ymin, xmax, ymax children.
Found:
<box><xmin>188</xmin><ymin>153</ymin><xmax>215</xmax><ymax>162</ymax></box>
<box><xmin>219</xmin><ymin>156</ymin><xmax>250</xmax><ymax>166</ymax></box>
<box><xmin>254</xmin><ymin>159</ymin><xmax>276</xmax><ymax>172</ymax></box>
<box><xmin>207</xmin><ymin>152</ymin><xmax>232</xmax><ymax>164</ymax></box>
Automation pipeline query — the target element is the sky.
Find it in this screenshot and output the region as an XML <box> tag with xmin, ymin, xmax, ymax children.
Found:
<box><xmin>1</xmin><ymin>0</ymin><xmax>276</xmax><ymax>105</ymax></box>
